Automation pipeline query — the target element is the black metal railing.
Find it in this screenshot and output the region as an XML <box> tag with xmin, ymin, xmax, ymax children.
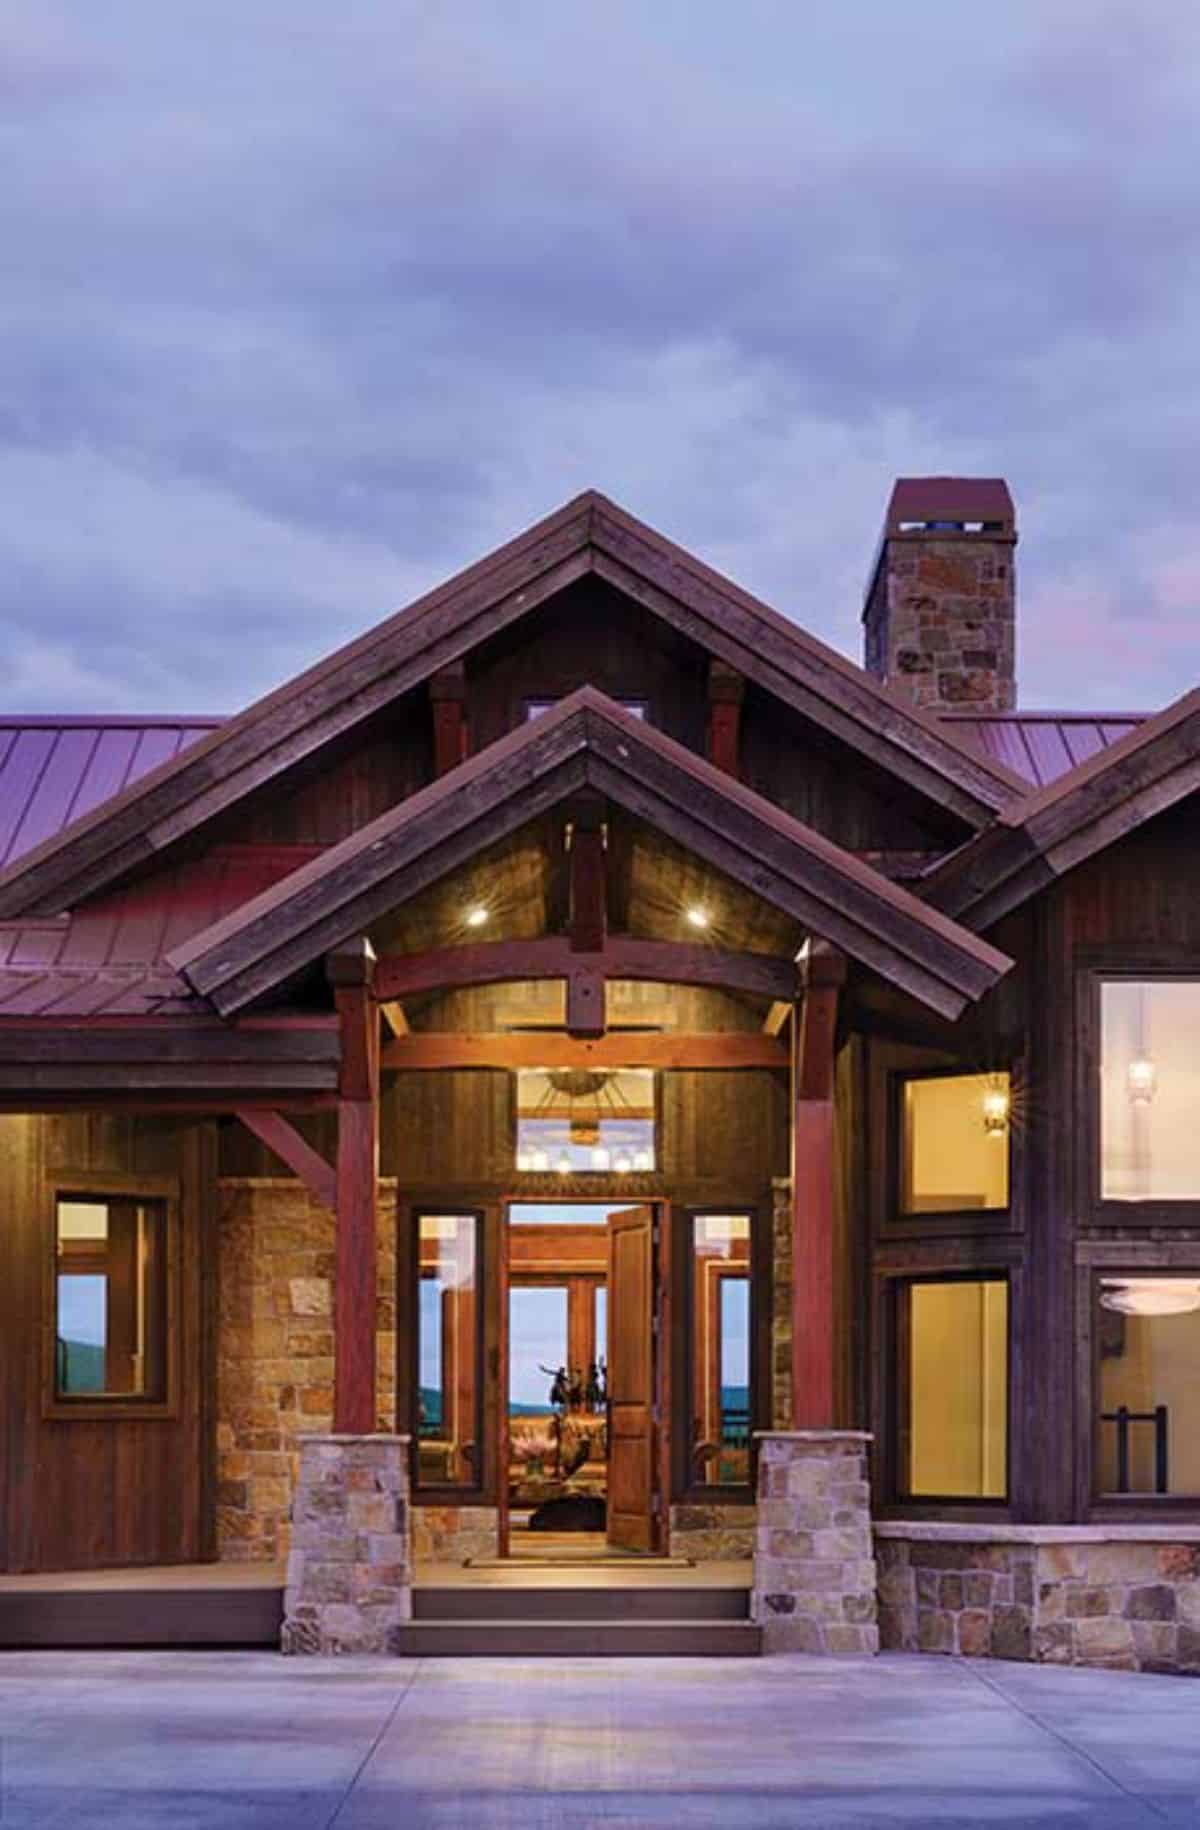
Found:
<box><xmin>1102</xmin><ymin>1404</ymin><xmax>1169</xmax><ymax>1495</ymax></box>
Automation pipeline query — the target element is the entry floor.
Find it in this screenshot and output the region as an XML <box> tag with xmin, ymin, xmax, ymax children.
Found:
<box><xmin>1</xmin><ymin>1651</ymin><xmax>1198</xmax><ymax>1828</ymax></box>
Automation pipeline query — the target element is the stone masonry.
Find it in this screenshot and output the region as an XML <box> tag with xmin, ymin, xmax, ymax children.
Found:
<box><xmin>752</xmin><ymin>1431</ymin><xmax>878</xmax><ymax>1655</ymax></box>
<box><xmin>876</xmin><ymin>1526</ymin><xmax>1200</xmax><ymax>1674</ymax></box>
<box><xmin>216</xmin><ymin>1177</ymin><xmax>396</xmax><ymax>1564</ymax></box>
<box><xmin>281</xmin><ymin>1434</ymin><xmax>411</xmax><ymax>1654</ymax></box>
<box><xmin>770</xmin><ymin>1176</ymin><xmax>793</xmax><ymax>1430</ymax></box>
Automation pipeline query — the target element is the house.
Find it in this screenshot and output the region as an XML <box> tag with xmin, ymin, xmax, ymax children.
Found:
<box><xmin>2</xmin><ymin>481</ymin><xmax>1199</xmax><ymax>1669</ymax></box>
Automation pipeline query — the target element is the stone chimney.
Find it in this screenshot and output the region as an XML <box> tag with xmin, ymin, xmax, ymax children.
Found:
<box><xmin>863</xmin><ymin>478</ymin><xmax>1017</xmax><ymax>711</ymax></box>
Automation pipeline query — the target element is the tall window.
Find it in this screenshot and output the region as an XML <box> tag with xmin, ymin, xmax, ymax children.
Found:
<box><xmin>688</xmin><ymin>1214</ymin><xmax>753</xmax><ymax>1489</ymax></box>
<box><xmin>898</xmin><ymin>1278</ymin><xmax>1008</xmax><ymax>1500</ymax></box>
<box><xmin>515</xmin><ymin>1068</ymin><xmax>656</xmax><ymax>1174</ymax></box>
<box><xmin>900</xmin><ymin>1072</ymin><xmax>1010</xmax><ymax>1215</ymax></box>
<box><xmin>1096</xmin><ymin>1274</ymin><xmax>1200</xmax><ymax>1496</ymax></box>
<box><xmin>54</xmin><ymin>1195</ymin><xmax>168</xmax><ymax>1403</ymax></box>
<box><xmin>1101</xmin><ymin>981</ymin><xmax>1200</xmax><ymax>1201</ymax></box>
<box><xmin>416</xmin><ymin>1214</ymin><xmax>481</xmax><ymax>1489</ymax></box>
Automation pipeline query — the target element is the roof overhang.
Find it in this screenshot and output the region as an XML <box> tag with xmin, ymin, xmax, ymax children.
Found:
<box><xmin>169</xmin><ymin>689</ymin><xmax>1012</xmax><ymax>1022</ymax></box>
<box><xmin>0</xmin><ymin>492</ymin><xmax>1026</xmax><ymax>923</ymax></box>
<box><xmin>927</xmin><ymin>686</ymin><xmax>1200</xmax><ymax>928</ymax></box>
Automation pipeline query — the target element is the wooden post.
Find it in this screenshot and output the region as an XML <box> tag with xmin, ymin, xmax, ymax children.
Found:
<box><xmin>790</xmin><ymin>942</ymin><xmax>846</xmax><ymax>1431</ymax></box>
<box><xmin>706</xmin><ymin>660</ymin><xmax>745</xmax><ymax>779</ymax></box>
<box><xmin>566</xmin><ymin>796</ymin><xmax>607</xmax><ymax>1036</ymax></box>
<box><xmin>328</xmin><ymin>938</ymin><xmax>380</xmax><ymax>1434</ymax></box>
<box><xmin>429</xmin><ymin>663</ymin><xmax>468</xmax><ymax>777</ymax></box>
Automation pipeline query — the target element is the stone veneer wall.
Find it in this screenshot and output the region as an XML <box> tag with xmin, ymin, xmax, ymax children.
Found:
<box><xmin>877</xmin><ymin>1526</ymin><xmax>1200</xmax><ymax>1674</ymax></box>
<box><xmin>864</xmin><ymin>534</ymin><xmax>1016</xmax><ymax>711</ymax></box>
<box><xmin>412</xmin><ymin>1506</ymin><xmax>499</xmax><ymax>1562</ymax></box>
<box><xmin>670</xmin><ymin>1503</ymin><xmax>756</xmax><ymax>1560</ymax></box>
<box><xmin>282</xmin><ymin>1434</ymin><xmax>411</xmax><ymax>1655</ymax></box>
<box><xmin>753</xmin><ymin>1432</ymin><xmax>878</xmax><ymax>1654</ymax></box>
<box><xmin>770</xmin><ymin>1176</ymin><xmax>792</xmax><ymax>1430</ymax></box>
<box><xmin>216</xmin><ymin>1177</ymin><xmax>396</xmax><ymax>1563</ymax></box>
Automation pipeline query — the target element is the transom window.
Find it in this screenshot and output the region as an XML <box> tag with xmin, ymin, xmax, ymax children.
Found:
<box><xmin>1100</xmin><ymin>980</ymin><xmax>1200</xmax><ymax>1202</ymax></box>
<box><xmin>900</xmin><ymin>1072</ymin><xmax>1011</xmax><ymax>1215</ymax></box>
<box><xmin>515</xmin><ymin>1067</ymin><xmax>656</xmax><ymax>1174</ymax></box>
<box><xmin>54</xmin><ymin>1194</ymin><xmax>168</xmax><ymax>1403</ymax></box>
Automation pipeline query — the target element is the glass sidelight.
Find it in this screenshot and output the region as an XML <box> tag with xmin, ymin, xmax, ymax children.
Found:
<box><xmin>416</xmin><ymin>1213</ymin><xmax>482</xmax><ymax>1489</ymax></box>
<box><xmin>688</xmin><ymin>1213</ymin><xmax>753</xmax><ymax>1489</ymax></box>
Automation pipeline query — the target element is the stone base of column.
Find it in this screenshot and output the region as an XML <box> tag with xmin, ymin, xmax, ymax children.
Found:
<box><xmin>753</xmin><ymin>1431</ymin><xmax>878</xmax><ymax>1655</ymax></box>
<box><xmin>281</xmin><ymin>1434</ymin><xmax>411</xmax><ymax>1655</ymax></box>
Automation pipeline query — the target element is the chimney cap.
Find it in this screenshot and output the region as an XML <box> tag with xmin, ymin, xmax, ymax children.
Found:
<box><xmin>885</xmin><ymin>477</ymin><xmax>1015</xmax><ymax>537</ymax></box>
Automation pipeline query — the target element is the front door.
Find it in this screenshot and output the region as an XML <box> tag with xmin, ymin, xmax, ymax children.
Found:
<box><xmin>606</xmin><ymin>1205</ymin><xmax>657</xmax><ymax>1551</ymax></box>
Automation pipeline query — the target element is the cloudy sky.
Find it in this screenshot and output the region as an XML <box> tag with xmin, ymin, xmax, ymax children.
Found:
<box><xmin>3</xmin><ymin>2</ymin><xmax>1199</xmax><ymax>714</ymax></box>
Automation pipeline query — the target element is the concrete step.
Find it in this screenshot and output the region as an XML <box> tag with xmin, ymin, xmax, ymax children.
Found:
<box><xmin>391</xmin><ymin>1618</ymin><xmax>762</xmax><ymax>1657</ymax></box>
<box><xmin>414</xmin><ymin>1585</ymin><xmax>750</xmax><ymax>1622</ymax></box>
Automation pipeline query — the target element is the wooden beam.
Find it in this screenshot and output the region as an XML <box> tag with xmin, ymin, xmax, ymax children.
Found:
<box><xmin>791</xmin><ymin>943</ymin><xmax>846</xmax><ymax>1432</ymax></box>
<box><xmin>429</xmin><ymin>662</ymin><xmax>468</xmax><ymax>778</ymax></box>
<box><xmin>567</xmin><ymin>797</ymin><xmax>607</xmax><ymax>956</ymax></box>
<box><xmin>763</xmin><ymin>1000</ymin><xmax>792</xmax><ymax>1037</ymax></box>
<box><xmin>706</xmin><ymin>659</ymin><xmax>744</xmax><ymax>779</ymax></box>
<box><xmin>379</xmin><ymin>1000</ymin><xmax>409</xmax><ymax>1038</ymax></box>
<box><xmin>328</xmin><ymin>939</ymin><xmax>379</xmax><ymax>1435</ymax></box>
<box><xmin>234</xmin><ymin>1108</ymin><xmax>336</xmax><ymax>1210</ymax></box>
<box><xmin>380</xmin><ymin>1032</ymin><xmax>787</xmax><ymax>1071</ymax></box>
<box><xmin>565</xmin><ymin>968</ymin><xmax>605</xmax><ymax>1039</ymax></box>
<box><xmin>373</xmin><ymin>936</ymin><xmax>799</xmax><ymax>1004</ymax></box>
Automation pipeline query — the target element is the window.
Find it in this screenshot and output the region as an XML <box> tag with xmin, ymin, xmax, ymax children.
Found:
<box><xmin>416</xmin><ymin>1213</ymin><xmax>481</xmax><ymax>1488</ymax></box>
<box><xmin>688</xmin><ymin>1214</ymin><xmax>752</xmax><ymax>1489</ymax></box>
<box><xmin>515</xmin><ymin>1067</ymin><xmax>656</xmax><ymax>1174</ymax></box>
<box><xmin>898</xmin><ymin>1278</ymin><xmax>1008</xmax><ymax>1500</ymax></box>
<box><xmin>900</xmin><ymin>1072</ymin><xmax>1010</xmax><ymax>1215</ymax></box>
<box><xmin>1096</xmin><ymin>1274</ymin><xmax>1200</xmax><ymax>1496</ymax></box>
<box><xmin>54</xmin><ymin>1195</ymin><xmax>168</xmax><ymax>1403</ymax></box>
<box><xmin>1100</xmin><ymin>981</ymin><xmax>1200</xmax><ymax>1202</ymax></box>
<box><xmin>526</xmin><ymin>698</ymin><xmax>647</xmax><ymax>722</ymax></box>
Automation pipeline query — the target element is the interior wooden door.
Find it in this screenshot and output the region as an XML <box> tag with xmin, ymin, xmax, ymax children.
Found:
<box><xmin>606</xmin><ymin>1205</ymin><xmax>657</xmax><ymax>1552</ymax></box>
<box><xmin>496</xmin><ymin>1206</ymin><xmax>510</xmax><ymax>1558</ymax></box>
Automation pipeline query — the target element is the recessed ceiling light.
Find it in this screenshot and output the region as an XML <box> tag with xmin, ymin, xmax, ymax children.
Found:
<box><xmin>465</xmin><ymin>905</ymin><xmax>489</xmax><ymax>929</ymax></box>
<box><xmin>686</xmin><ymin>906</ymin><xmax>710</xmax><ymax>930</ymax></box>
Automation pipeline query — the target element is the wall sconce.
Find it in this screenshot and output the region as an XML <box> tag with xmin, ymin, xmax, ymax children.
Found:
<box><xmin>1127</xmin><ymin>1056</ymin><xmax>1157</xmax><ymax>1106</ymax></box>
<box><xmin>981</xmin><ymin>1085</ymin><xmax>1010</xmax><ymax>1138</ymax></box>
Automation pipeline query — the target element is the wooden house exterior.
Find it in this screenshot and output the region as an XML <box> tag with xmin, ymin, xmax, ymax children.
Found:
<box><xmin>3</xmin><ymin>480</ymin><xmax>1200</xmax><ymax>1663</ymax></box>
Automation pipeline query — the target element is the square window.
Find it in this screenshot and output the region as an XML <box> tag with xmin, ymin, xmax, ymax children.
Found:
<box><xmin>1100</xmin><ymin>981</ymin><xmax>1200</xmax><ymax>1202</ymax></box>
<box><xmin>1096</xmin><ymin>1274</ymin><xmax>1200</xmax><ymax>1496</ymax></box>
<box><xmin>900</xmin><ymin>1073</ymin><xmax>1010</xmax><ymax>1215</ymax></box>
<box><xmin>54</xmin><ymin>1195</ymin><xmax>168</xmax><ymax>1402</ymax></box>
<box><xmin>899</xmin><ymin>1278</ymin><xmax>1008</xmax><ymax>1500</ymax></box>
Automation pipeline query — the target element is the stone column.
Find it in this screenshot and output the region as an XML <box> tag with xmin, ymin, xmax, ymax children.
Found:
<box><xmin>753</xmin><ymin>1430</ymin><xmax>878</xmax><ymax>1655</ymax></box>
<box><xmin>281</xmin><ymin>1433</ymin><xmax>411</xmax><ymax>1655</ymax></box>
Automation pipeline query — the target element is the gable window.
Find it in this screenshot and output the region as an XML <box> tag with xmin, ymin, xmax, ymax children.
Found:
<box><xmin>900</xmin><ymin>1072</ymin><xmax>1011</xmax><ymax>1216</ymax></box>
<box><xmin>1100</xmin><ymin>981</ymin><xmax>1200</xmax><ymax>1202</ymax></box>
<box><xmin>1096</xmin><ymin>1274</ymin><xmax>1200</xmax><ymax>1496</ymax></box>
<box><xmin>896</xmin><ymin>1276</ymin><xmax>1009</xmax><ymax>1500</ymax></box>
<box><xmin>515</xmin><ymin>1067</ymin><xmax>656</xmax><ymax>1174</ymax></box>
<box><xmin>53</xmin><ymin>1194</ymin><xmax>169</xmax><ymax>1405</ymax></box>
<box><xmin>526</xmin><ymin>697</ymin><xmax>648</xmax><ymax>723</ymax></box>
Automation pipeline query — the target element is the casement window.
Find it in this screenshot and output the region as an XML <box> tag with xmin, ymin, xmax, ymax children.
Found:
<box><xmin>686</xmin><ymin>1213</ymin><xmax>754</xmax><ymax>1492</ymax></box>
<box><xmin>515</xmin><ymin>1067</ymin><xmax>657</xmax><ymax>1175</ymax></box>
<box><xmin>1095</xmin><ymin>1273</ymin><xmax>1200</xmax><ymax>1498</ymax></box>
<box><xmin>52</xmin><ymin>1193</ymin><xmax>170</xmax><ymax>1408</ymax></box>
<box><xmin>415</xmin><ymin>1212</ymin><xmax>483</xmax><ymax>1491</ymax></box>
<box><xmin>1099</xmin><ymin>980</ymin><xmax>1200</xmax><ymax>1203</ymax></box>
<box><xmin>899</xmin><ymin>1072</ymin><xmax>1011</xmax><ymax>1217</ymax></box>
<box><xmin>895</xmin><ymin>1276</ymin><xmax>1009</xmax><ymax>1501</ymax></box>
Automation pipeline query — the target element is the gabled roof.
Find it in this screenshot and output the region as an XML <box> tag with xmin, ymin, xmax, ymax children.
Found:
<box><xmin>169</xmin><ymin>689</ymin><xmax>1012</xmax><ymax>1023</ymax></box>
<box><xmin>0</xmin><ymin>493</ymin><xmax>1028</xmax><ymax>922</ymax></box>
<box><xmin>928</xmin><ymin>688</ymin><xmax>1200</xmax><ymax>928</ymax></box>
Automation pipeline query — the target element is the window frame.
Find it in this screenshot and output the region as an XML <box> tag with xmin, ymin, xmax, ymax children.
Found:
<box><xmin>400</xmin><ymin>1204</ymin><xmax>489</xmax><ymax>1502</ymax></box>
<box><xmin>43</xmin><ymin>1174</ymin><xmax>180</xmax><ymax>1422</ymax></box>
<box><xmin>882</xmin><ymin>1057</ymin><xmax>1018</xmax><ymax>1236</ymax></box>
<box><xmin>512</xmin><ymin>1067</ymin><xmax>662</xmax><ymax>1182</ymax></box>
<box><xmin>1082</xmin><ymin>966</ymin><xmax>1200</xmax><ymax>1228</ymax></box>
<box><xmin>1078</xmin><ymin>1246</ymin><xmax>1200</xmax><ymax>1519</ymax></box>
<box><xmin>671</xmin><ymin>1204</ymin><xmax>770</xmax><ymax>1505</ymax></box>
<box><xmin>878</xmin><ymin>1266</ymin><xmax>1015</xmax><ymax>1516</ymax></box>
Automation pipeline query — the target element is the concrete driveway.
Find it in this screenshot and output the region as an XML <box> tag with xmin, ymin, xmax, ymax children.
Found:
<box><xmin>0</xmin><ymin>1650</ymin><xmax>1197</xmax><ymax>1828</ymax></box>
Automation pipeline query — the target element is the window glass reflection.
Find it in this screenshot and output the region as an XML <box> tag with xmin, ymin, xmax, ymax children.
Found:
<box><xmin>901</xmin><ymin>1074</ymin><xmax>1010</xmax><ymax>1214</ymax></box>
<box><xmin>55</xmin><ymin>1196</ymin><xmax>167</xmax><ymax>1401</ymax></box>
<box><xmin>1097</xmin><ymin>1275</ymin><xmax>1200</xmax><ymax>1495</ymax></box>
<box><xmin>1101</xmin><ymin>982</ymin><xmax>1200</xmax><ymax>1201</ymax></box>
<box><xmin>416</xmin><ymin>1214</ymin><xmax>480</xmax><ymax>1487</ymax></box>
<box><xmin>690</xmin><ymin>1215</ymin><xmax>751</xmax><ymax>1488</ymax></box>
<box><xmin>905</xmin><ymin>1279</ymin><xmax>1008</xmax><ymax>1499</ymax></box>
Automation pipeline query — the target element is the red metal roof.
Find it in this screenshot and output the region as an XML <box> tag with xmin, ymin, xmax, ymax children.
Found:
<box><xmin>0</xmin><ymin>717</ymin><xmax>220</xmax><ymax>870</ymax></box>
<box><xmin>939</xmin><ymin>712</ymin><xmax>1146</xmax><ymax>790</ymax></box>
<box><xmin>886</xmin><ymin>477</ymin><xmax>1015</xmax><ymax>533</ymax></box>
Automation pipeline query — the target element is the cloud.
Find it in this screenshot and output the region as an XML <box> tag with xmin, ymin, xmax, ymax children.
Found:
<box><xmin>1</xmin><ymin>0</ymin><xmax>1198</xmax><ymax>712</ymax></box>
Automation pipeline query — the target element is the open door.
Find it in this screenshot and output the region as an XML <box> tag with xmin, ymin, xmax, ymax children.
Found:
<box><xmin>606</xmin><ymin>1204</ymin><xmax>658</xmax><ymax>1552</ymax></box>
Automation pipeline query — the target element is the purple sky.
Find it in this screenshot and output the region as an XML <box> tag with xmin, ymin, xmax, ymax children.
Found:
<box><xmin>3</xmin><ymin>3</ymin><xmax>1199</xmax><ymax>715</ymax></box>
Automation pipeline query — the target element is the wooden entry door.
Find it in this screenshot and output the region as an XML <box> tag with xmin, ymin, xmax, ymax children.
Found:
<box><xmin>606</xmin><ymin>1205</ymin><xmax>658</xmax><ymax>1552</ymax></box>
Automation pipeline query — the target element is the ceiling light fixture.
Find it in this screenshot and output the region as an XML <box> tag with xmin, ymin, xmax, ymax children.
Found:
<box><xmin>686</xmin><ymin>906</ymin><xmax>710</xmax><ymax>931</ymax></box>
<box><xmin>465</xmin><ymin>905</ymin><xmax>489</xmax><ymax>929</ymax></box>
<box><xmin>1100</xmin><ymin>1279</ymin><xmax>1200</xmax><ymax>1318</ymax></box>
<box><xmin>1127</xmin><ymin>1057</ymin><xmax>1157</xmax><ymax>1106</ymax></box>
